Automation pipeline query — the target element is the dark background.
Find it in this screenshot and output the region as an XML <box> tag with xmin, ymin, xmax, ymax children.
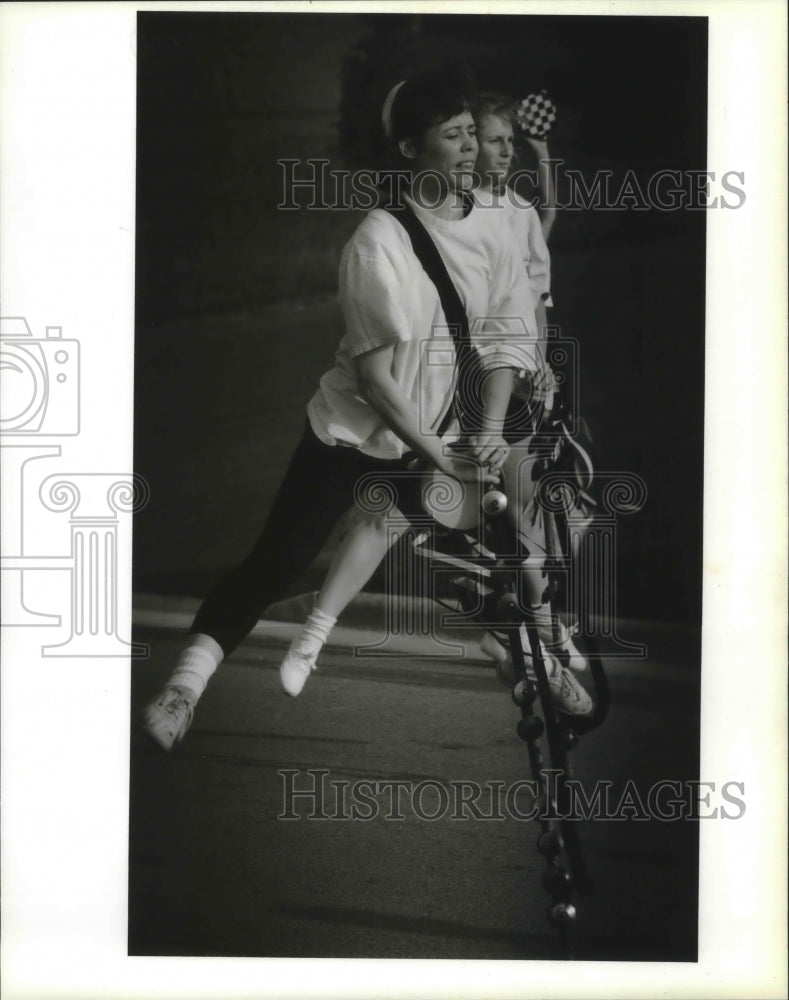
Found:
<box><xmin>133</xmin><ymin>12</ymin><xmax>707</xmax><ymax>627</ymax></box>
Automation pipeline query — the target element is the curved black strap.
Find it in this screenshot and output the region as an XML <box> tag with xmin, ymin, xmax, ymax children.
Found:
<box><xmin>385</xmin><ymin>200</ymin><xmax>479</xmax><ymax>435</ymax></box>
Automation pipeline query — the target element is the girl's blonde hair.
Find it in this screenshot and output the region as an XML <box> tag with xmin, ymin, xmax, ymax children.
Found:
<box><xmin>470</xmin><ymin>92</ymin><xmax>518</xmax><ymax>131</ymax></box>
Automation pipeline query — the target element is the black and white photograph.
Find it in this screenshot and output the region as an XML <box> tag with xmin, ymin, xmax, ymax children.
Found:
<box><xmin>0</xmin><ymin>2</ymin><xmax>786</xmax><ymax>998</ymax></box>
<box><xmin>129</xmin><ymin>7</ymin><xmax>707</xmax><ymax>961</ymax></box>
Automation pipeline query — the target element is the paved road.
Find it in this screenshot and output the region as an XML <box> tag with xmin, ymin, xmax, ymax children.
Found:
<box><xmin>129</xmin><ymin>621</ymin><xmax>700</xmax><ymax>961</ymax></box>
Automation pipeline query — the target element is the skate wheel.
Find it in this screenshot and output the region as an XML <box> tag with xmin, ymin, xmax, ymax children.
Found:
<box><xmin>547</xmin><ymin>902</ymin><xmax>577</xmax><ymax>926</ymax></box>
<box><xmin>496</xmin><ymin>592</ymin><xmax>520</xmax><ymax>621</ymax></box>
<box><xmin>517</xmin><ymin>715</ymin><xmax>544</xmax><ymax>742</ymax></box>
<box><xmin>512</xmin><ymin>679</ymin><xmax>536</xmax><ymax>707</ymax></box>
<box><xmin>537</xmin><ymin>830</ymin><xmax>563</xmax><ymax>857</ymax></box>
<box><xmin>542</xmin><ymin>866</ymin><xmax>572</xmax><ymax>896</ymax></box>
<box><xmin>481</xmin><ymin>489</ymin><xmax>508</xmax><ymax>516</ymax></box>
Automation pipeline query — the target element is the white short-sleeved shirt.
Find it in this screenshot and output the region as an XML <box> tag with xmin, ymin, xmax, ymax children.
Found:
<box><xmin>307</xmin><ymin>194</ymin><xmax>541</xmax><ymax>460</ymax></box>
<box><xmin>473</xmin><ymin>186</ymin><xmax>553</xmax><ymax>307</ymax></box>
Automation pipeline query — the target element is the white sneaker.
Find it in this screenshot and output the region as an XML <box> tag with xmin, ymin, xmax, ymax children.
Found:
<box><xmin>142</xmin><ymin>685</ymin><xmax>197</xmax><ymax>751</ymax></box>
<box><xmin>480</xmin><ymin>631</ymin><xmax>593</xmax><ymax>716</ymax></box>
<box><xmin>279</xmin><ymin>641</ymin><xmax>318</xmax><ymax>697</ymax></box>
<box><xmin>546</xmin><ymin>661</ymin><xmax>593</xmax><ymax>716</ymax></box>
<box><xmin>481</xmin><ymin>629</ymin><xmax>544</xmax><ymax>686</ymax></box>
<box><xmin>535</xmin><ymin>619</ymin><xmax>588</xmax><ymax>673</ymax></box>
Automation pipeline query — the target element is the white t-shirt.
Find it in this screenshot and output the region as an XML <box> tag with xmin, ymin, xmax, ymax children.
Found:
<box><xmin>473</xmin><ymin>186</ymin><xmax>553</xmax><ymax>307</ymax></box>
<box><xmin>307</xmin><ymin>194</ymin><xmax>541</xmax><ymax>460</ymax></box>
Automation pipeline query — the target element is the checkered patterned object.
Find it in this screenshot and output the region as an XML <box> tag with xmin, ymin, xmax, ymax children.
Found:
<box><xmin>516</xmin><ymin>90</ymin><xmax>557</xmax><ymax>140</ymax></box>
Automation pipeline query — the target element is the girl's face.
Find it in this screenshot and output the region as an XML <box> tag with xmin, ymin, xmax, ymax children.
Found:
<box><xmin>475</xmin><ymin>113</ymin><xmax>515</xmax><ymax>187</ymax></box>
<box><xmin>405</xmin><ymin>110</ymin><xmax>478</xmax><ymax>192</ymax></box>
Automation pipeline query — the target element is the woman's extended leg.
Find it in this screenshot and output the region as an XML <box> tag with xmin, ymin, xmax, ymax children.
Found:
<box><xmin>279</xmin><ymin>508</ymin><xmax>404</xmax><ymax>696</ymax></box>
<box><xmin>142</xmin><ymin>424</ymin><xmax>396</xmax><ymax>748</ymax></box>
<box><xmin>316</xmin><ymin>509</ymin><xmax>403</xmax><ymax>618</ymax></box>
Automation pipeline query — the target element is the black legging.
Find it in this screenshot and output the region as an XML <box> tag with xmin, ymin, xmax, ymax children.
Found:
<box><xmin>191</xmin><ymin>421</ymin><xmax>427</xmax><ymax>656</ymax></box>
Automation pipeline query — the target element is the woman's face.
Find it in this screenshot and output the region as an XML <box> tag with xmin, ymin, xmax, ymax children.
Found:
<box><xmin>406</xmin><ymin>110</ymin><xmax>478</xmax><ymax>192</ymax></box>
<box><xmin>475</xmin><ymin>113</ymin><xmax>515</xmax><ymax>187</ymax></box>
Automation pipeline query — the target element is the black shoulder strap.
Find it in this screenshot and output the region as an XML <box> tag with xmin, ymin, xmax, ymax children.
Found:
<box><xmin>385</xmin><ymin>202</ymin><xmax>470</xmax><ymax>342</ymax></box>
<box><xmin>385</xmin><ymin>200</ymin><xmax>477</xmax><ymax>435</ymax></box>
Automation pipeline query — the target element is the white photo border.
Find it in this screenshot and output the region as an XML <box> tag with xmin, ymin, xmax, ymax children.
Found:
<box><xmin>1</xmin><ymin>1</ymin><xmax>786</xmax><ymax>998</ymax></box>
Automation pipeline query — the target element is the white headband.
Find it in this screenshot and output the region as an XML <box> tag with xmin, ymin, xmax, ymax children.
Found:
<box><xmin>381</xmin><ymin>80</ymin><xmax>406</xmax><ymax>140</ymax></box>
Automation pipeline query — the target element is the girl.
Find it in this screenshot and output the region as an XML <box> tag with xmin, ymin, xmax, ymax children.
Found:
<box><xmin>143</xmin><ymin>72</ymin><xmax>543</xmax><ymax>751</ymax></box>
<box><xmin>473</xmin><ymin>93</ymin><xmax>554</xmax><ymax>331</ymax></box>
<box><xmin>471</xmin><ymin>93</ymin><xmax>590</xmax><ymax>705</ymax></box>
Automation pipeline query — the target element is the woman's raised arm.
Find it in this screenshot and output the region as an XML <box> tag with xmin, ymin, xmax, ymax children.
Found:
<box><xmin>524</xmin><ymin>136</ymin><xmax>557</xmax><ymax>241</ymax></box>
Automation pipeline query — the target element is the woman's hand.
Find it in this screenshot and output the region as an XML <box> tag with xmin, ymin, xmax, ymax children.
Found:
<box><xmin>467</xmin><ymin>433</ymin><xmax>510</xmax><ymax>472</ymax></box>
<box><xmin>524</xmin><ymin>136</ymin><xmax>550</xmax><ymax>157</ymax></box>
<box><xmin>438</xmin><ymin>451</ymin><xmax>500</xmax><ymax>486</ymax></box>
<box><xmin>525</xmin><ymin>137</ymin><xmax>557</xmax><ymax>240</ymax></box>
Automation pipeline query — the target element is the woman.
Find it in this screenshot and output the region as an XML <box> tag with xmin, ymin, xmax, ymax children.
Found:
<box><xmin>142</xmin><ymin>72</ymin><xmax>542</xmax><ymax>751</ymax></box>
<box><xmin>473</xmin><ymin>93</ymin><xmax>554</xmax><ymax>331</ymax></box>
<box><xmin>471</xmin><ymin>93</ymin><xmax>590</xmax><ymax>703</ymax></box>
<box><xmin>289</xmin><ymin>92</ymin><xmax>591</xmax><ymax>715</ymax></box>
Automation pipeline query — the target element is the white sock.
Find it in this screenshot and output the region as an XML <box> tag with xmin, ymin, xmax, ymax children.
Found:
<box><xmin>523</xmin><ymin>602</ymin><xmax>564</xmax><ymax>643</ymax></box>
<box><xmin>291</xmin><ymin>607</ymin><xmax>337</xmax><ymax>660</ymax></box>
<box><xmin>517</xmin><ymin>626</ymin><xmax>561</xmax><ymax>679</ymax></box>
<box><xmin>169</xmin><ymin>645</ymin><xmax>221</xmax><ymax>699</ymax></box>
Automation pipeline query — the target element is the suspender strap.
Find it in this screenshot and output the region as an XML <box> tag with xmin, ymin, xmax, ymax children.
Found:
<box><xmin>385</xmin><ymin>201</ymin><xmax>479</xmax><ymax>436</ymax></box>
